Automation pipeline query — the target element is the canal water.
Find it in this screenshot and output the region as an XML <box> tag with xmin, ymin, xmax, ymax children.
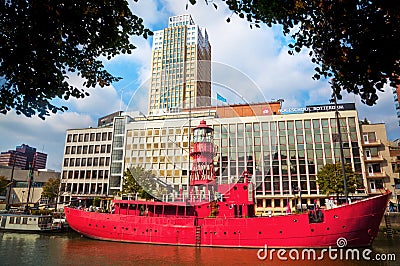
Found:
<box><xmin>0</xmin><ymin>231</ymin><xmax>398</xmax><ymax>265</ymax></box>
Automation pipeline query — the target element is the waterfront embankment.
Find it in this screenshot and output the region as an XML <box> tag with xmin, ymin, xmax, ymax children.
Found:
<box><xmin>380</xmin><ymin>213</ymin><xmax>400</xmax><ymax>235</ymax></box>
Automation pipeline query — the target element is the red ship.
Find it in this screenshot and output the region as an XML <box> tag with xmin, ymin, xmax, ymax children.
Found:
<box><xmin>65</xmin><ymin>120</ymin><xmax>390</xmax><ymax>248</ymax></box>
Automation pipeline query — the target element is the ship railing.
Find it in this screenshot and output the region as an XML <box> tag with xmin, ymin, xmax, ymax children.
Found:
<box><xmin>161</xmin><ymin>192</ymin><xmax>213</xmax><ymax>203</ymax></box>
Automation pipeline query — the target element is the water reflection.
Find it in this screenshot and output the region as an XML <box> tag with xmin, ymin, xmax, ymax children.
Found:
<box><xmin>0</xmin><ymin>232</ymin><xmax>398</xmax><ymax>266</ymax></box>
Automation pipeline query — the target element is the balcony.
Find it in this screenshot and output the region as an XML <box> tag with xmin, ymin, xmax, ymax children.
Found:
<box><xmin>366</xmin><ymin>171</ymin><xmax>387</xmax><ymax>179</ymax></box>
<box><xmin>364</xmin><ymin>155</ymin><xmax>384</xmax><ymax>163</ymax></box>
<box><xmin>362</xmin><ymin>139</ymin><xmax>381</xmax><ymax>147</ymax></box>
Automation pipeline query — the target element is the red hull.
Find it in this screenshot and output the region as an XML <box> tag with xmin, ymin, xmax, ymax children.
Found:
<box><xmin>65</xmin><ymin>192</ymin><xmax>390</xmax><ymax>248</ymax></box>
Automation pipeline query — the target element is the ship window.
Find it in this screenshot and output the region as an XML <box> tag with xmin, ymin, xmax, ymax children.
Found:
<box><xmin>22</xmin><ymin>218</ymin><xmax>28</xmax><ymax>224</ymax></box>
<box><xmin>15</xmin><ymin>217</ymin><xmax>21</xmax><ymax>224</ymax></box>
<box><xmin>243</xmin><ymin>186</ymin><xmax>247</xmax><ymax>190</ymax></box>
<box><xmin>9</xmin><ymin>217</ymin><xmax>14</xmax><ymax>224</ymax></box>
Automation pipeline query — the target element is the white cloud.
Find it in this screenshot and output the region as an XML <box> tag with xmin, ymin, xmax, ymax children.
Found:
<box><xmin>0</xmin><ymin>111</ymin><xmax>94</xmax><ymax>170</ymax></box>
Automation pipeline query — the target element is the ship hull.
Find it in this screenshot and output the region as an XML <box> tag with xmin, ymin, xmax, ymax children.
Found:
<box><xmin>65</xmin><ymin>192</ymin><xmax>389</xmax><ymax>248</ymax></box>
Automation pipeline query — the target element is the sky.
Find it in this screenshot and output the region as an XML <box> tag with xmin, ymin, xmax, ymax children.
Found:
<box><xmin>0</xmin><ymin>0</ymin><xmax>398</xmax><ymax>171</ymax></box>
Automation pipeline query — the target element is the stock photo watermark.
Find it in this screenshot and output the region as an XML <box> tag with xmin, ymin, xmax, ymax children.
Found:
<box><xmin>257</xmin><ymin>237</ymin><xmax>396</xmax><ymax>262</ymax></box>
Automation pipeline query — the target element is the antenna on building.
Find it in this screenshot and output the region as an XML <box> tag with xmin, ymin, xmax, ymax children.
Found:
<box><xmin>333</xmin><ymin>90</ymin><xmax>349</xmax><ymax>204</ymax></box>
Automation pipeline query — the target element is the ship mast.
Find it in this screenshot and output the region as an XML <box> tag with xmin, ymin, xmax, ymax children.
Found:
<box><xmin>334</xmin><ymin>94</ymin><xmax>349</xmax><ymax>204</ymax></box>
<box><xmin>188</xmin><ymin>90</ymin><xmax>191</xmax><ymax>195</ymax></box>
<box><xmin>25</xmin><ymin>154</ymin><xmax>36</xmax><ymax>213</ymax></box>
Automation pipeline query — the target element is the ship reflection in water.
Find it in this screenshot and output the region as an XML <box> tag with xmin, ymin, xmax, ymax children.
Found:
<box><xmin>0</xmin><ymin>232</ymin><xmax>398</xmax><ymax>266</ymax></box>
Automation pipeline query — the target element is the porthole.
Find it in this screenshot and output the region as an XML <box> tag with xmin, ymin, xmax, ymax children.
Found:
<box><xmin>279</xmin><ymin>231</ymin><xmax>282</xmax><ymax>234</ymax></box>
<box><xmin>327</xmin><ymin>227</ymin><xmax>330</xmax><ymax>230</ymax></box>
<box><xmin>334</xmin><ymin>215</ymin><xmax>338</xmax><ymax>219</ymax></box>
<box><xmin>311</xmin><ymin>229</ymin><xmax>314</xmax><ymax>232</ymax></box>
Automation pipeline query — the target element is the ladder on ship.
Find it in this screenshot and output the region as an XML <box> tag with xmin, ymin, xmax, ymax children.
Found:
<box><xmin>384</xmin><ymin>213</ymin><xmax>393</xmax><ymax>239</ymax></box>
<box><xmin>195</xmin><ymin>225</ymin><xmax>201</xmax><ymax>247</ymax></box>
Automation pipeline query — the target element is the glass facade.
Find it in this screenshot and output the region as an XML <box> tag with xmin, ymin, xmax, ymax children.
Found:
<box><xmin>120</xmin><ymin>110</ymin><xmax>364</xmax><ymax>213</ymax></box>
<box><xmin>61</xmin><ymin>107</ymin><xmax>376</xmax><ymax>214</ymax></box>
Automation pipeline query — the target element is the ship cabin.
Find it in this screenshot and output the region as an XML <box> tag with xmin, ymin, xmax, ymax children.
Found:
<box><xmin>112</xmin><ymin>179</ymin><xmax>255</xmax><ymax>219</ymax></box>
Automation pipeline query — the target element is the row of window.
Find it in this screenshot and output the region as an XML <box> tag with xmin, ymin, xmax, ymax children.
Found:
<box><xmin>65</xmin><ymin>144</ymin><xmax>111</xmax><ymax>155</ymax></box>
<box><xmin>60</xmin><ymin>182</ymin><xmax>108</xmax><ymax>195</ymax></box>
<box><xmin>63</xmin><ymin>157</ymin><xmax>110</xmax><ymax>167</ymax></box>
<box><xmin>62</xmin><ymin>169</ymin><xmax>109</xmax><ymax>179</ymax></box>
<box><xmin>66</xmin><ymin>132</ymin><xmax>112</xmax><ymax>143</ymax></box>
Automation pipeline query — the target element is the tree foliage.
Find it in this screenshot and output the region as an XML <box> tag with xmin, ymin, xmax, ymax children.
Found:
<box><xmin>316</xmin><ymin>163</ymin><xmax>362</xmax><ymax>199</ymax></box>
<box><xmin>41</xmin><ymin>177</ymin><xmax>61</xmax><ymax>201</ymax></box>
<box><xmin>120</xmin><ymin>166</ymin><xmax>159</xmax><ymax>201</ymax></box>
<box><xmin>195</xmin><ymin>0</ymin><xmax>400</xmax><ymax>105</ymax></box>
<box><xmin>0</xmin><ymin>176</ymin><xmax>9</xmax><ymax>195</ymax></box>
<box><xmin>0</xmin><ymin>0</ymin><xmax>152</xmax><ymax>118</ymax></box>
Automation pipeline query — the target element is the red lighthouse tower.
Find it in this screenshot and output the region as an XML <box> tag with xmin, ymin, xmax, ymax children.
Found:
<box><xmin>189</xmin><ymin>120</ymin><xmax>216</xmax><ymax>186</ymax></box>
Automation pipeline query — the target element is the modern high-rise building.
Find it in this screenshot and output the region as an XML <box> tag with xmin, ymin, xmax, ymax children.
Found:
<box><xmin>0</xmin><ymin>144</ymin><xmax>47</xmax><ymax>170</ymax></box>
<box><xmin>148</xmin><ymin>14</ymin><xmax>211</xmax><ymax>115</ymax></box>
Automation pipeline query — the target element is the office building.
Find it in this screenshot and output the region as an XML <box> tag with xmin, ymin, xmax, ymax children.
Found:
<box><xmin>59</xmin><ymin>125</ymin><xmax>113</xmax><ymax>205</ymax></box>
<box><xmin>360</xmin><ymin>124</ymin><xmax>396</xmax><ymax>196</ymax></box>
<box><xmin>0</xmin><ymin>144</ymin><xmax>47</xmax><ymax>170</ymax></box>
<box><xmin>148</xmin><ymin>14</ymin><xmax>211</xmax><ymax>115</ymax></box>
<box><xmin>0</xmin><ymin>151</ymin><xmax>27</xmax><ymax>169</ymax></box>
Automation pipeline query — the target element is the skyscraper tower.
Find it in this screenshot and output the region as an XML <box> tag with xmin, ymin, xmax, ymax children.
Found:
<box><xmin>148</xmin><ymin>14</ymin><xmax>211</xmax><ymax>115</ymax></box>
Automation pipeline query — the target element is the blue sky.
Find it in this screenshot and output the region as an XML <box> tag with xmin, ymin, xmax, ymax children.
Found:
<box><xmin>0</xmin><ymin>0</ymin><xmax>398</xmax><ymax>171</ymax></box>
